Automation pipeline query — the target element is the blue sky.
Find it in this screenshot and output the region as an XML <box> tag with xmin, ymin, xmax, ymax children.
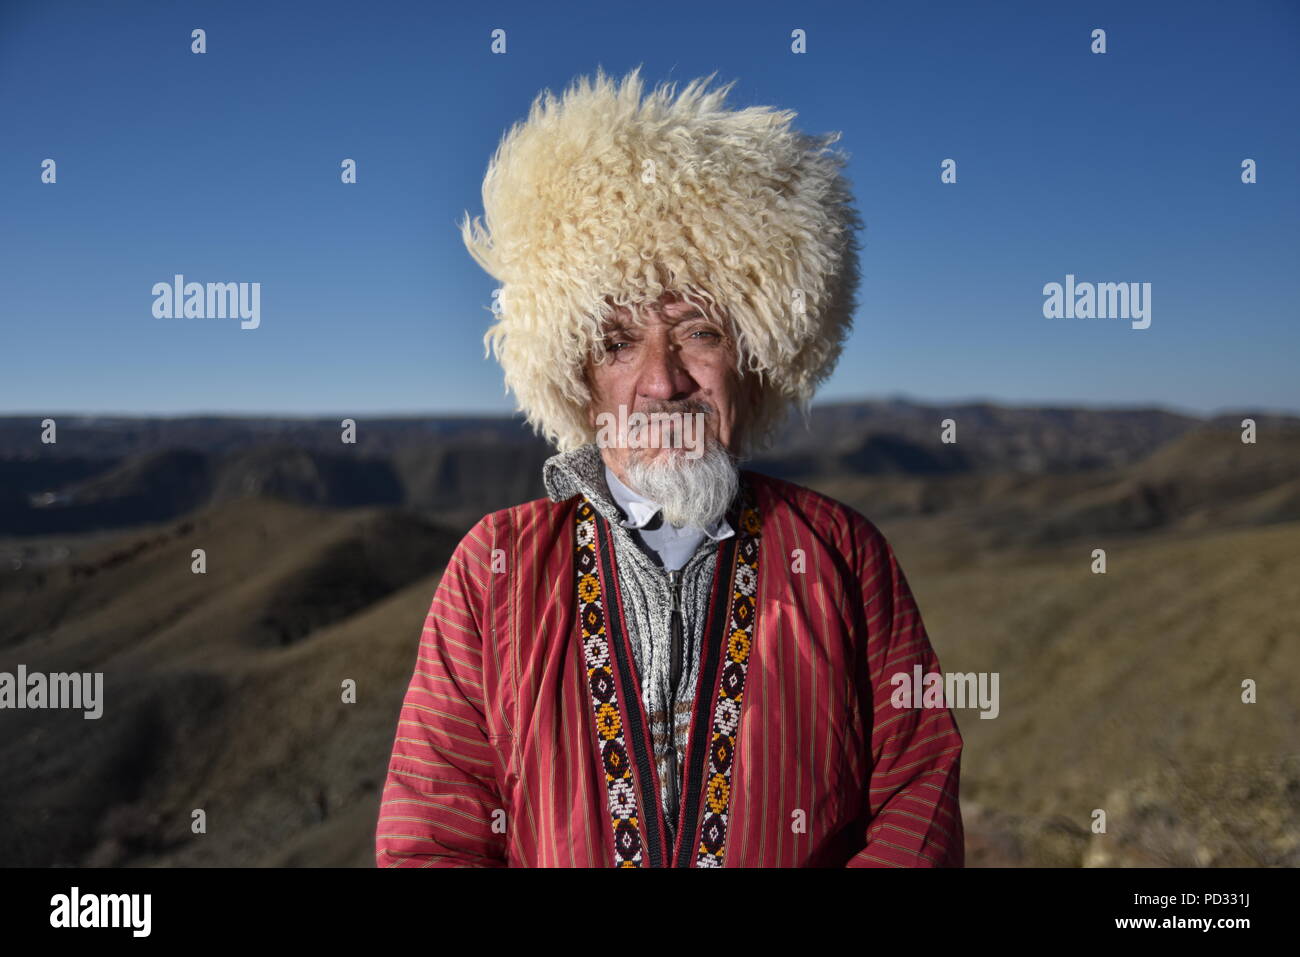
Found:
<box><xmin>2</xmin><ymin>0</ymin><xmax>1297</xmax><ymax>418</ymax></box>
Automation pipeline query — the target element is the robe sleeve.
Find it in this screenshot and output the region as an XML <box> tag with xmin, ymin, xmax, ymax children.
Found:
<box><xmin>845</xmin><ymin>518</ymin><xmax>966</xmax><ymax>868</ymax></box>
<box><xmin>376</xmin><ymin>517</ymin><xmax>508</xmax><ymax>867</ymax></box>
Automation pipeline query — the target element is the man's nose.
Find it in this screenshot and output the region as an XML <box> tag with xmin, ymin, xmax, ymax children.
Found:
<box><xmin>636</xmin><ymin>337</ymin><xmax>696</xmax><ymax>401</ymax></box>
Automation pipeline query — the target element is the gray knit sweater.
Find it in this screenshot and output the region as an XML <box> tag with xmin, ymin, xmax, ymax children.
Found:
<box><xmin>542</xmin><ymin>444</ymin><xmax>724</xmax><ymax>839</ymax></box>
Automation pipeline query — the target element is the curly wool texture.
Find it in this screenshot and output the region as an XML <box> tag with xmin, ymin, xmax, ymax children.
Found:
<box><xmin>459</xmin><ymin>65</ymin><xmax>863</xmax><ymax>455</ymax></box>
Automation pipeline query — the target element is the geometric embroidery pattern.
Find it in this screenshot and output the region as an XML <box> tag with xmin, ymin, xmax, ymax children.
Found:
<box><xmin>574</xmin><ymin>498</ymin><xmax>644</xmax><ymax>867</ymax></box>
<box><xmin>693</xmin><ymin>490</ymin><xmax>761</xmax><ymax>867</ymax></box>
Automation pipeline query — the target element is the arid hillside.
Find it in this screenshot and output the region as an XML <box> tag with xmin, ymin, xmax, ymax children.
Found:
<box><xmin>0</xmin><ymin>404</ymin><xmax>1296</xmax><ymax>866</ymax></box>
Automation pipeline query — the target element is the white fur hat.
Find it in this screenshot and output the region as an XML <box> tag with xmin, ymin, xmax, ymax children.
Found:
<box><xmin>459</xmin><ymin>65</ymin><xmax>862</xmax><ymax>455</ymax></box>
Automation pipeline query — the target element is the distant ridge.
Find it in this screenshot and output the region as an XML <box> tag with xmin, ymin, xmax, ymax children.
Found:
<box><xmin>1</xmin><ymin>399</ymin><xmax>1296</xmax><ymax>538</ymax></box>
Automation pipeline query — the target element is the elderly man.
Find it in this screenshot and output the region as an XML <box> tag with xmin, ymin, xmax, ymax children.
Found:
<box><xmin>376</xmin><ymin>66</ymin><xmax>964</xmax><ymax>867</ymax></box>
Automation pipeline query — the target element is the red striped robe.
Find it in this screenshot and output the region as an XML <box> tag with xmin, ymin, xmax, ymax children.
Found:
<box><xmin>376</xmin><ymin>471</ymin><xmax>965</xmax><ymax>867</ymax></box>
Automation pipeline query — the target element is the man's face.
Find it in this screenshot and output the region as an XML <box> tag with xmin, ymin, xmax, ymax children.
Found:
<box><xmin>584</xmin><ymin>291</ymin><xmax>750</xmax><ymax>486</ymax></box>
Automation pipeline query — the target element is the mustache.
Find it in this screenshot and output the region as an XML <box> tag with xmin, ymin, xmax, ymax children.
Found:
<box><xmin>636</xmin><ymin>399</ymin><xmax>714</xmax><ymax>417</ymax></box>
<box><xmin>625</xmin><ymin>399</ymin><xmax>718</xmax><ymax>453</ymax></box>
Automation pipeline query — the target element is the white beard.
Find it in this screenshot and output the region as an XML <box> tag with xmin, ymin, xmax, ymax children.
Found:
<box><xmin>623</xmin><ymin>436</ymin><xmax>739</xmax><ymax>529</ymax></box>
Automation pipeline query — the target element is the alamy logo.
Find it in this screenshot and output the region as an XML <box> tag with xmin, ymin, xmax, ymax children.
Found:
<box><xmin>594</xmin><ymin>404</ymin><xmax>706</xmax><ymax>459</ymax></box>
<box><xmin>1042</xmin><ymin>274</ymin><xmax>1151</xmax><ymax>329</ymax></box>
<box><xmin>0</xmin><ymin>666</ymin><xmax>103</xmax><ymax>719</ymax></box>
<box><xmin>50</xmin><ymin>887</ymin><xmax>151</xmax><ymax>937</ymax></box>
<box><xmin>152</xmin><ymin>274</ymin><xmax>260</xmax><ymax>329</ymax></box>
<box><xmin>890</xmin><ymin>665</ymin><xmax>1000</xmax><ymax>719</ymax></box>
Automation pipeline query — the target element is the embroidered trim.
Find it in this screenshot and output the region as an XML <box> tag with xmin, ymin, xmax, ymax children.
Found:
<box><xmin>692</xmin><ymin>491</ymin><xmax>761</xmax><ymax>867</ymax></box>
<box><xmin>574</xmin><ymin>486</ymin><xmax>762</xmax><ymax>867</ymax></box>
<box><xmin>575</xmin><ymin>498</ymin><xmax>644</xmax><ymax>867</ymax></box>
